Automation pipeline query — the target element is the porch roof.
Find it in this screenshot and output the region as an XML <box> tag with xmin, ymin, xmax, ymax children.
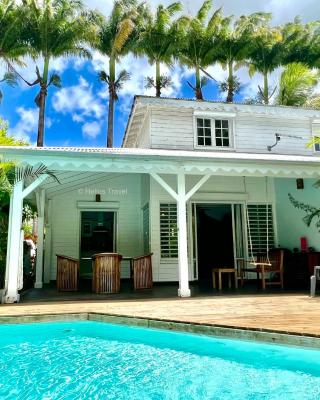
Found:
<box><xmin>1</xmin><ymin>146</ymin><xmax>320</xmax><ymax>178</ymax></box>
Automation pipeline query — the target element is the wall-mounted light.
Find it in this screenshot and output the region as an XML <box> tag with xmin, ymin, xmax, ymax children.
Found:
<box><xmin>296</xmin><ymin>179</ymin><xmax>304</xmax><ymax>190</ymax></box>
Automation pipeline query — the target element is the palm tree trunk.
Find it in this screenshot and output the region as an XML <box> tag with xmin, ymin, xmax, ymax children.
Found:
<box><xmin>226</xmin><ymin>61</ymin><xmax>234</xmax><ymax>103</ymax></box>
<box><xmin>195</xmin><ymin>65</ymin><xmax>203</xmax><ymax>100</ymax></box>
<box><xmin>107</xmin><ymin>56</ymin><xmax>116</xmax><ymax>148</ymax></box>
<box><xmin>263</xmin><ymin>72</ymin><xmax>269</xmax><ymax>105</ymax></box>
<box><xmin>37</xmin><ymin>57</ymin><xmax>49</xmax><ymax>147</ymax></box>
<box><xmin>155</xmin><ymin>60</ymin><xmax>161</xmax><ymax>97</ymax></box>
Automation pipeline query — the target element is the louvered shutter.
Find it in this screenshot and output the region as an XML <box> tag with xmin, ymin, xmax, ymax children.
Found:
<box><xmin>247</xmin><ymin>204</ymin><xmax>275</xmax><ymax>255</ymax></box>
<box><xmin>160</xmin><ymin>203</ymin><xmax>178</xmax><ymax>258</ymax></box>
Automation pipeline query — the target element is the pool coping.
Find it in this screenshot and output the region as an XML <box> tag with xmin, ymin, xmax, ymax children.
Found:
<box><xmin>0</xmin><ymin>312</ymin><xmax>320</xmax><ymax>349</ymax></box>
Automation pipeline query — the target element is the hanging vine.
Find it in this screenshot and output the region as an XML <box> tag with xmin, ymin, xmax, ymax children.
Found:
<box><xmin>288</xmin><ymin>193</ymin><xmax>320</xmax><ymax>229</ymax></box>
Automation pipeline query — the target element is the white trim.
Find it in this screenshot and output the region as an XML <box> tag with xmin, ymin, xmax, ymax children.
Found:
<box><xmin>77</xmin><ymin>201</ymin><xmax>120</xmax><ymax>210</ymax></box>
<box><xmin>22</xmin><ymin>175</ymin><xmax>48</xmax><ymax>198</ymax></box>
<box><xmin>194</xmin><ymin>111</ymin><xmax>237</xmax><ymax>118</ymax></box>
<box><xmin>150</xmin><ymin>173</ymin><xmax>178</xmax><ymax>201</ymax></box>
<box><xmin>194</xmin><ymin>115</ymin><xmax>235</xmax><ymax>151</ymax></box>
<box><xmin>185</xmin><ymin>174</ymin><xmax>211</xmax><ymax>201</ymax></box>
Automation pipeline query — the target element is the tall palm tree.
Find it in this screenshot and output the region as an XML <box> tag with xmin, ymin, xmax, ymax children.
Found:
<box><xmin>95</xmin><ymin>0</ymin><xmax>148</xmax><ymax>148</ymax></box>
<box><xmin>178</xmin><ymin>0</ymin><xmax>226</xmax><ymax>100</ymax></box>
<box><xmin>0</xmin><ymin>0</ymin><xmax>29</xmax><ymax>103</ymax></box>
<box><xmin>137</xmin><ymin>2</ymin><xmax>185</xmax><ymax>97</ymax></box>
<box><xmin>277</xmin><ymin>62</ymin><xmax>319</xmax><ymax>107</ymax></box>
<box><xmin>247</xmin><ymin>13</ymin><xmax>284</xmax><ymax>105</ymax></box>
<box><xmin>16</xmin><ymin>0</ymin><xmax>96</xmax><ymax>147</ymax></box>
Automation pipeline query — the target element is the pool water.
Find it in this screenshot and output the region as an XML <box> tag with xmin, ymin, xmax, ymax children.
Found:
<box><xmin>0</xmin><ymin>321</ymin><xmax>320</xmax><ymax>399</ymax></box>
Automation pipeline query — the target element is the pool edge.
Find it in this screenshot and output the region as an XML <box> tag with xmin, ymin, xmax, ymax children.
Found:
<box><xmin>0</xmin><ymin>312</ymin><xmax>319</xmax><ymax>349</ymax></box>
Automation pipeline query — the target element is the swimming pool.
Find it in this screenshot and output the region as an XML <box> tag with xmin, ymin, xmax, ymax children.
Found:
<box><xmin>0</xmin><ymin>321</ymin><xmax>319</xmax><ymax>400</ymax></box>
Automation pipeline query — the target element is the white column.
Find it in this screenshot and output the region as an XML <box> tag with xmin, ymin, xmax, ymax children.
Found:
<box><xmin>35</xmin><ymin>190</ymin><xmax>45</xmax><ymax>288</ymax></box>
<box><xmin>177</xmin><ymin>172</ymin><xmax>191</xmax><ymax>297</ymax></box>
<box><xmin>3</xmin><ymin>180</ymin><xmax>24</xmax><ymax>303</ymax></box>
<box><xmin>43</xmin><ymin>199</ymin><xmax>52</xmax><ymax>283</ymax></box>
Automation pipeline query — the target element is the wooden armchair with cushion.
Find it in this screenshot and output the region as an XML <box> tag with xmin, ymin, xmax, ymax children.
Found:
<box><xmin>56</xmin><ymin>254</ymin><xmax>79</xmax><ymax>291</ymax></box>
<box><xmin>132</xmin><ymin>253</ymin><xmax>153</xmax><ymax>290</ymax></box>
<box><xmin>92</xmin><ymin>253</ymin><xmax>122</xmax><ymax>294</ymax></box>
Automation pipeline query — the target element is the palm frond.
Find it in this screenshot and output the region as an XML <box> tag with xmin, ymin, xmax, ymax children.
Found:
<box><xmin>14</xmin><ymin>164</ymin><xmax>59</xmax><ymax>184</ymax></box>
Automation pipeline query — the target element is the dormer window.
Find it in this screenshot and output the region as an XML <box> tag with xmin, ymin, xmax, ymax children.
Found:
<box><xmin>195</xmin><ymin>115</ymin><xmax>234</xmax><ymax>149</ymax></box>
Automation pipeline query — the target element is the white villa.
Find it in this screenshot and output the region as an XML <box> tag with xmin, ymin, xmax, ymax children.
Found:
<box><xmin>2</xmin><ymin>96</ymin><xmax>320</xmax><ymax>303</ymax></box>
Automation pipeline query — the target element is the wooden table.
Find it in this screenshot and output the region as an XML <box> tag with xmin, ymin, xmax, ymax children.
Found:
<box><xmin>212</xmin><ymin>268</ymin><xmax>238</xmax><ymax>290</ymax></box>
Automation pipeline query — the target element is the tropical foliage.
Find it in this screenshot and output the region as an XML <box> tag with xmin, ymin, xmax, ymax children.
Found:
<box><xmin>137</xmin><ymin>2</ymin><xmax>184</xmax><ymax>97</ymax></box>
<box><xmin>277</xmin><ymin>63</ymin><xmax>319</xmax><ymax>106</ymax></box>
<box><xmin>0</xmin><ymin>0</ymin><xmax>320</xmax><ymax>146</ymax></box>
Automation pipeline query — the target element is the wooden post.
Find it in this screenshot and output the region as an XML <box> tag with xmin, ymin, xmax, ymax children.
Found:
<box><xmin>3</xmin><ymin>180</ymin><xmax>24</xmax><ymax>303</ymax></box>
<box><xmin>35</xmin><ymin>190</ymin><xmax>45</xmax><ymax>288</ymax></box>
<box><xmin>177</xmin><ymin>172</ymin><xmax>191</xmax><ymax>297</ymax></box>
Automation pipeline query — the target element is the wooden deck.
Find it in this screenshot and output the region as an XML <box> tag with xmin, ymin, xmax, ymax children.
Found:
<box><xmin>1</xmin><ymin>293</ymin><xmax>320</xmax><ymax>337</ymax></box>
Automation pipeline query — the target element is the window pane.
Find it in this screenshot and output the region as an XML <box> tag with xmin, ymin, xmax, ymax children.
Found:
<box><xmin>205</xmin><ymin>137</ymin><xmax>212</xmax><ymax>146</ymax></box>
<box><xmin>222</xmin><ymin>129</ymin><xmax>229</xmax><ymax>138</ymax></box>
<box><xmin>204</xmin><ymin>119</ymin><xmax>211</xmax><ymax>127</ymax></box>
<box><xmin>224</xmin><ymin>139</ymin><xmax>229</xmax><ymax>147</ymax></box>
<box><xmin>216</xmin><ymin>138</ymin><xmax>222</xmax><ymax>146</ymax></box>
<box><xmin>198</xmin><ymin>137</ymin><xmax>204</xmax><ymax>146</ymax></box>
<box><xmin>222</xmin><ymin>120</ymin><xmax>229</xmax><ymax>128</ymax></box>
<box><xmin>197</xmin><ymin>118</ymin><xmax>203</xmax><ymax>128</ymax></box>
<box><xmin>205</xmin><ymin>128</ymin><xmax>211</xmax><ymax>137</ymax></box>
<box><xmin>215</xmin><ymin>120</ymin><xmax>221</xmax><ymax>128</ymax></box>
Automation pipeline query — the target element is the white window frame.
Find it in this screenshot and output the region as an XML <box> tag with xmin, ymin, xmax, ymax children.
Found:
<box><xmin>194</xmin><ymin>112</ymin><xmax>236</xmax><ymax>150</ymax></box>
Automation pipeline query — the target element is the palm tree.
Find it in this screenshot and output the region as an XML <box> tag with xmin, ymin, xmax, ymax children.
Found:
<box><xmin>178</xmin><ymin>0</ymin><xmax>226</xmax><ymax>100</ymax></box>
<box><xmin>247</xmin><ymin>13</ymin><xmax>284</xmax><ymax>105</ymax></box>
<box><xmin>0</xmin><ymin>0</ymin><xmax>29</xmax><ymax>103</ymax></box>
<box><xmin>277</xmin><ymin>62</ymin><xmax>319</xmax><ymax>107</ymax></box>
<box><xmin>95</xmin><ymin>0</ymin><xmax>148</xmax><ymax>148</ymax></box>
<box><xmin>137</xmin><ymin>2</ymin><xmax>184</xmax><ymax>97</ymax></box>
<box><xmin>16</xmin><ymin>0</ymin><xmax>96</xmax><ymax>147</ymax></box>
<box><xmin>206</xmin><ymin>14</ymin><xmax>257</xmax><ymax>102</ymax></box>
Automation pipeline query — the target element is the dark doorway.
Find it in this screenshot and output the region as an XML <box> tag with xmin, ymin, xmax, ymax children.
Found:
<box><xmin>80</xmin><ymin>211</ymin><xmax>115</xmax><ymax>276</ymax></box>
<box><xmin>196</xmin><ymin>204</ymin><xmax>234</xmax><ymax>286</ymax></box>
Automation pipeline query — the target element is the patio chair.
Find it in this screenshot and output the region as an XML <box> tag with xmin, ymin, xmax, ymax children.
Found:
<box><xmin>240</xmin><ymin>249</ymin><xmax>284</xmax><ymax>290</ymax></box>
<box><xmin>310</xmin><ymin>266</ymin><xmax>320</xmax><ymax>297</ymax></box>
<box><xmin>92</xmin><ymin>253</ymin><xmax>122</xmax><ymax>294</ymax></box>
<box><xmin>56</xmin><ymin>254</ymin><xmax>79</xmax><ymax>291</ymax></box>
<box><xmin>132</xmin><ymin>253</ymin><xmax>153</xmax><ymax>290</ymax></box>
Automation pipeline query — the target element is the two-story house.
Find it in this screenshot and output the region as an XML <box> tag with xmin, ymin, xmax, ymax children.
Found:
<box><xmin>2</xmin><ymin>96</ymin><xmax>320</xmax><ymax>303</ymax></box>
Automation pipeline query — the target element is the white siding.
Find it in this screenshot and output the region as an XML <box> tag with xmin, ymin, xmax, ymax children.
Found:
<box><xmin>149</xmin><ymin>107</ymin><xmax>315</xmax><ymax>155</ymax></box>
<box><xmin>47</xmin><ymin>174</ymin><xmax>143</xmax><ymax>280</ymax></box>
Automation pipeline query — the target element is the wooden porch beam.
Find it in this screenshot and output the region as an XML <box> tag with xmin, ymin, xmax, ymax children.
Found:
<box><xmin>22</xmin><ymin>175</ymin><xmax>48</xmax><ymax>199</ymax></box>
<box><xmin>185</xmin><ymin>174</ymin><xmax>211</xmax><ymax>201</ymax></box>
<box><xmin>150</xmin><ymin>172</ymin><xmax>178</xmax><ymax>201</ymax></box>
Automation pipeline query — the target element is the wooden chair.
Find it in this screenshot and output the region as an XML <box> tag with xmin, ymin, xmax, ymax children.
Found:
<box><xmin>240</xmin><ymin>249</ymin><xmax>284</xmax><ymax>290</ymax></box>
<box><xmin>56</xmin><ymin>255</ymin><xmax>79</xmax><ymax>291</ymax></box>
<box><xmin>92</xmin><ymin>253</ymin><xmax>122</xmax><ymax>294</ymax></box>
<box><xmin>132</xmin><ymin>253</ymin><xmax>153</xmax><ymax>290</ymax></box>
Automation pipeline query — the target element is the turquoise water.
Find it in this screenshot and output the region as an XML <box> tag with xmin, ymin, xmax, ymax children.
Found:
<box><xmin>0</xmin><ymin>321</ymin><xmax>320</xmax><ymax>399</ymax></box>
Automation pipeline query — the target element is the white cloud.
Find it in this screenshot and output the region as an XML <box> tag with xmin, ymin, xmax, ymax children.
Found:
<box><xmin>52</xmin><ymin>76</ymin><xmax>104</xmax><ymax>120</ymax></box>
<box><xmin>82</xmin><ymin>121</ymin><xmax>101</xmax><ymax>139</ymax></box>
<box><xmin>8</xmin><ymin>107</ymin><xmax>38</xmax><ymax>142</ymax></box>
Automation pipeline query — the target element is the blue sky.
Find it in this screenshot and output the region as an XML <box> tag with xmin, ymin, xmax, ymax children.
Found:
<box><xmin>1</xmin><ymin>0</ymin><xmax>319</xmax><ymax>148</ymax></box>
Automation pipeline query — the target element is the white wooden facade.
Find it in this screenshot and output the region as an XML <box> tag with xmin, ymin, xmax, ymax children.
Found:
<box><xmin>2</xmin><ymin>97</ymin><xmax>320</xmax><ymax>303</ymax></box>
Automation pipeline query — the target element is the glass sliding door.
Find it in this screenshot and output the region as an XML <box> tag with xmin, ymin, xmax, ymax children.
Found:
<box><xmin>80</xmin><ymin>211</ymin><xmax>116</xmax><ymax>277</ymax></box>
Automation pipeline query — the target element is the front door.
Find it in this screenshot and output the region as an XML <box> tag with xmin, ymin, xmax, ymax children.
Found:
<box><xmin>80</xmin><ymin>211</ymin><xmax>116</xmax><ymax>277</ymax></box>
<box><xmin>195</xmin><ymin>204</ymin><xmax>235</xmax><ymax>286</ymax></box>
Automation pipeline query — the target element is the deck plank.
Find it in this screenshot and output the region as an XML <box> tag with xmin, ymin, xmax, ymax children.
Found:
<box><xmin>1</xmin><ymin>294</ymin><xmax>320</xmax><ymax>336</ymax></box>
